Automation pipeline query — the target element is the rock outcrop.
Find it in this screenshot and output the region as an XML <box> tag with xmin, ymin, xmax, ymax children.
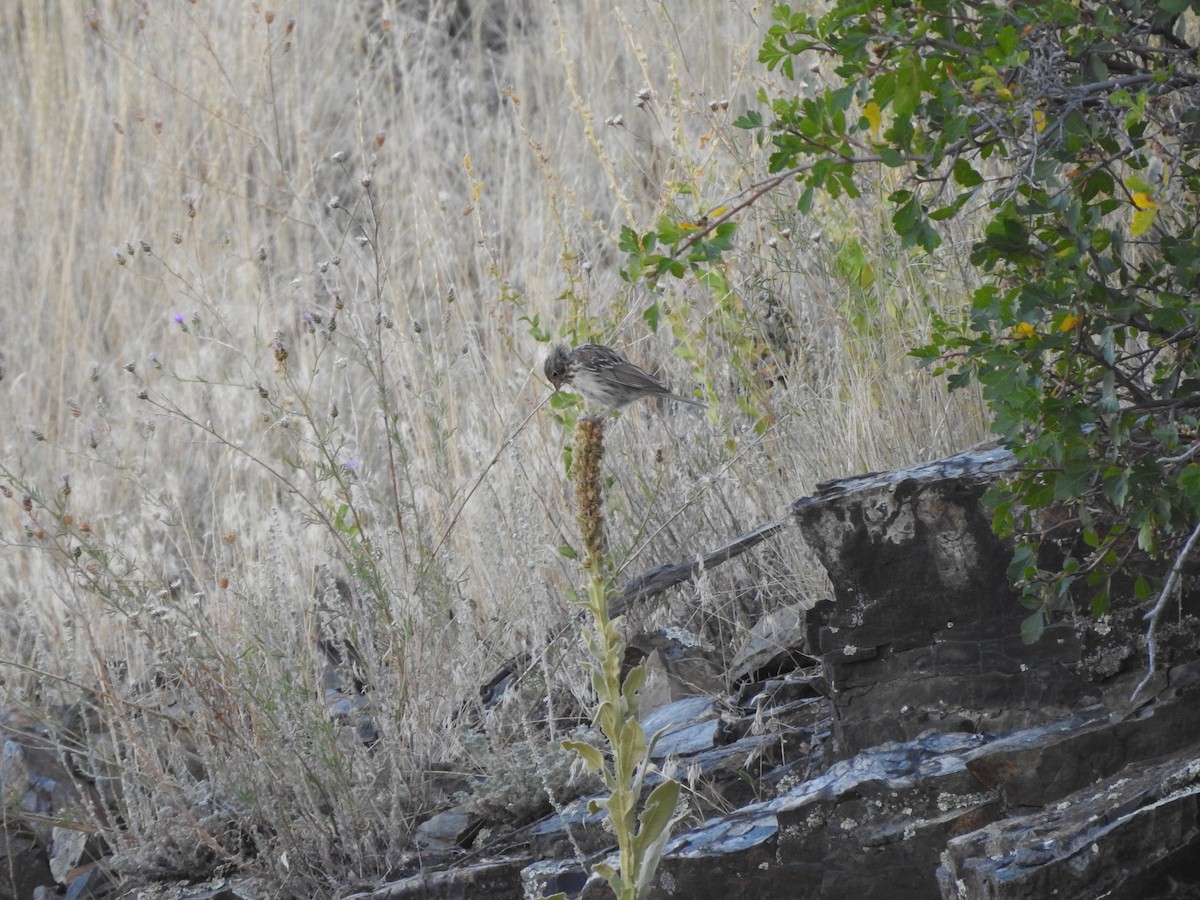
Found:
<box><xmin>4</xmin><ymin>446</ymin><xmax>1199</xmax><ymax>899</ymax></box>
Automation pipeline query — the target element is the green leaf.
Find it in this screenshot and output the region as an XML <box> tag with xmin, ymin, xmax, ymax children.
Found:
<box><xmin>633</xmin><ymin>779</ymin><xmax>682</xmax><ymax>896</ymax></box>
<box><xmin>1134</xmin><ymin>575</ymin><xmax>1152</xmax><ymax>601</ymax></box>
<box><xmin>995</xmin><ymin>25</ymin><xmax>1018</xmax><ymax>58</ymax></box>
<box><xmin>642</xmin><ymin>300</ymin><xmax>661</xmax><ymax>332</ymax></box>
<box><xmin>591</xmin><ymin>861</ymin><xmax>621</xmax><ymax>886</ymax></box>
<box><xmin>563</xmin><ymin>740</ymin><xmax>606</xmax><ymax>774</ymax></box>
<box><xmin>893</xmin><ymin>50</ymin><xmax>922</xmax><ymax>117</ymax></box>
<box><xmin>734</xmin><ymin>110</ymin><xmax>764</xmax><ymax>130</ymax></box>
<box><xmin>953</xmin><ymin>157</ymin><xmax>983</xmax><ymax>187</ymax></box>
<box><xmin>1102</xmin><ymin>468</ymin><xmax>1128</xmax><ymax>509</ymax></box>
<box><xmin>1021</xmin><ymin>610</ymin><xmax>1046</xmax><ymax>644</ymax></box>
<box><xmin>622</xmin><ymin>664</ymin><xmax>647</xmax><ymax>701</ymax></box>
<box><xmin>878</xmin><ymin>146</ymin><xmax>904</xmax><ymax>167</ymax></box>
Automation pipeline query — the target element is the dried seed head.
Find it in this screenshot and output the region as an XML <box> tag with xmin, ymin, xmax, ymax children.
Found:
<box><xmin>171</xmin><ymin>230</ymin><xmax>183</xmax><ymax>244</ymax></box>
<box><xmin>330</xmin><ymin>151</ymin><xmax>345</xmax><ymax>163</ymax></box>
<box><xmin>605</xmin><ymin>114</ymin><xmax>624</xmax><ymax>127</ymax></box>
<box><xmin>328</xmin><ymin>196</ymin><xmax>341</xmax><ymax>209</ymax></box>
<box><xmin>264</xmin><ymin>9</ymin><xmax>275</xmax><ymax>24</ymax></box>
<box><xmin>574</xmin><ymin>417</ymin><xmax>607</xmax><ymax>564</ymax></box>
<box><xmin>375</xmin><ymin>130</ymin><xmax>386</xmax><ymax>147</ymax></box>
<box><xmin>258</xmin><ymin>246</ymin><xmax>268</xmax><ymax>261</ymax></box>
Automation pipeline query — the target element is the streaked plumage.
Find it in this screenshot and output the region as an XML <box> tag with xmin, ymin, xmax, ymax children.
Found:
<box><xmin>543</xmin><ymin>343</ymin><xmax>706</xmax><ymax>410</ymax></box>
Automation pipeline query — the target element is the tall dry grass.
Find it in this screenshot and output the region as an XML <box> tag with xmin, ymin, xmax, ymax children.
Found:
<box><xmin>0</xmin><ymin>0</ymin><xmax>987</xmax><ymax>893</ymax></box>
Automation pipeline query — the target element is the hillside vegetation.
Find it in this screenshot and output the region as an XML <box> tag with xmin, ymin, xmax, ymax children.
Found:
<box><xmin>0</xmin><ymin>1</ymin><xmax>986</xmax><ymax>893</ymax></box>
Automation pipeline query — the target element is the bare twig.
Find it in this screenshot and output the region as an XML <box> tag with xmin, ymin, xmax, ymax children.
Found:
<box><xmin>1159</xmin><ymin>443</ymin><xmax>1200</xmax><ymax>466</ymax></box>
<box><xmin>608</xmin><ymin>518</ymin><xmax>789</xmax><ymax>618</ymax></box>
<box><xmin>1131</xmin><ymin>519</ymin><xmax>1200</xmax><ymax>702</ymax></box>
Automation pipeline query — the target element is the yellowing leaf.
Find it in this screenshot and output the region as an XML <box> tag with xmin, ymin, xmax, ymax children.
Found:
<box><xmin>1013</xmin><ymin>322</ymin><xmax>1037</xmax><ymax>339</ymax></box>
<box><xmin>1032</xmin><ymin>109</ymin><xmax>1046</xmax><ymax>133</ymax></box>
<box><xmin>995</xmin><ymin>86</ymin><xmax>1014</xmax><ymax>102</ymax></box>
<box><xmin>1131</xmin><ymin>206</ymin><xmax>1158</xmax><ymax>237</ymax></box>
<box><xmin>1059</xmin><ymin>314</ymin><xmax>1082</xmax><ymax>332</ymax></box>
<box><xmin>708</xmin><ymin>206</ymin><xmax>729</xmax><ymax>218</ymax></box>
<box><xmin>1131</xmin><ymin>192</ymin><xmax>1157</xmax><ymax>210</ymax></box>
<box><xmin>863</xmin><ymin>101</ymin><xmax>882</xmax><ymax>135</ymax></box>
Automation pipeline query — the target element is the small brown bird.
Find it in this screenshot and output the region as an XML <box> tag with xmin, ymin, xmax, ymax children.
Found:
<box><xmin>544</xmin><ymin>343</ymin><xmax>706</xmax><ymax>411</ymax></box>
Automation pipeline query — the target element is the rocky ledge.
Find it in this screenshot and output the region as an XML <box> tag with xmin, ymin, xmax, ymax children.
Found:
<box><xmin>3</xmin><ymin>446</ymin><xmax>1198</xmax><ymax>899</ymax></box>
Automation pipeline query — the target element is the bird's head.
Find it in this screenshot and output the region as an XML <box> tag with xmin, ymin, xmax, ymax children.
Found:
<box><xmin>543</xmin><ymin>344</ymin><xmax>571</xmax><ymax>391</ymax></box>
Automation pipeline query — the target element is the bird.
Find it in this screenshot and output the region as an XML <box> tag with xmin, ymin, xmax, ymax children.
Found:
<box><xmin>543</xmin><ymin>343</ymin><xmax>707</xmax><ymax>411</ymax></box>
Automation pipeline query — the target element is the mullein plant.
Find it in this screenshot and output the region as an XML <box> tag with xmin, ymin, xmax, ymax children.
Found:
<box><xmin>558</xmin><ymin>417</ymin><xmax>681</xmax><ymax>900</ymax></box>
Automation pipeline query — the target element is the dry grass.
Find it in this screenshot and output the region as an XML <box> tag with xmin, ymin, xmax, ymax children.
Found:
<box><xmin>0</xmin><ymin>0</ymin><xmax>988</xmax><ymax>893</ymax></box>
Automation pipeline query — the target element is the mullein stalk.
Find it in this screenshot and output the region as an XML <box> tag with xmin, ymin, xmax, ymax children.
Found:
<box><xmin>562</xmin><ymin>417</ymin><xmax>680</xmax><ymax>900</ymax></box>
